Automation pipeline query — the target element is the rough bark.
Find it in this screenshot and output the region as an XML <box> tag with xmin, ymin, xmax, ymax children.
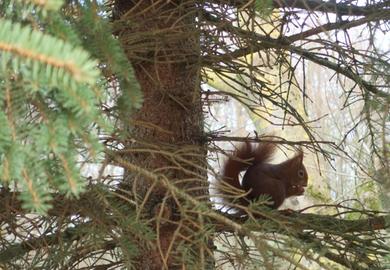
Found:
<box><xmin>114</xmin><ymin>1</ymin><xmax>209</xmax><ymax>269</ymax></box>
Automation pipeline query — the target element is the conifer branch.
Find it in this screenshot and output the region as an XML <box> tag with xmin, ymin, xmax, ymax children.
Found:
<box><xmin>0</xmin><ymin>19</ymin><xmax>100</xmax><ymax>86</ymax></box>
<box><xmin>1</xmin><ymin>185</ymin><xmax>389</xmax><ymax>265</ymax></box>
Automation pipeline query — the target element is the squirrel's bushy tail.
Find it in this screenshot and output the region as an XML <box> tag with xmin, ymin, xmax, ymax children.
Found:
<box><xmin>253</xmin><ymin>140</ymin><xmax>277</xmax><ymax>165</ymax></box>
<box><xmin>222</xmin><ymin>141</ymin><xmax>276</xmax><ymax>190</ymax></box>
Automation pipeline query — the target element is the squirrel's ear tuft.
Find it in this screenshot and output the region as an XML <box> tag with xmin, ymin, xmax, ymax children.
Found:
<box><xmin>294</xmin><ymin>147</ymin><xmax>304</xmax><ymax>163</ymax></box>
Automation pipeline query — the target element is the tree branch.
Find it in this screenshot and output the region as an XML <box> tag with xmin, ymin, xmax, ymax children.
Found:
<box><xmin>285</xmin><ymin>12</ymin><xmax>390</xmax><ymax>43</ymax></box>
<box><xmin>217</xmin><ymin>211</ymin><xmax>390</xmax><ymax>233</ymax></box>
<box><xmin>1</xmin><ymin>184</ymin><xmax>389</xmax><ymax>267</ymax></box>
<box><xmin>0</xmin><ymin>188</ymin><xmax>93</xmax><ymax>220</ymax></box>
<box><xmin>213</xmin><ymin>0</ymin><xmax>390</xmax><ymax>16</ymax></box>
<box><xmin>272</xmin><ymin>0</ymin><xmax>390</xmax><ymax>16</ymax></box>
<box><xmin>202</xmin><ymin>15</ymin><xmax>390</xmax><ymax>99</ymax></box>
<box><xmin>0</xmin><ymin>225</ymin><xmax>83</xmax><ymax>263</ymax></box>
<box><xmin>0</xmin><ymin>222</ymin><xmax>117</xmax><ymax>265</ymax></box>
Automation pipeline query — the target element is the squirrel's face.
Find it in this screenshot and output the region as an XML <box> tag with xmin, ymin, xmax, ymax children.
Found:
<box><xmin>288</xmin><ymin>164</ymin><xmax>308</xmax><ymax>196</ymax></box>
<box><xmin>291</xmin><ymin>164</ymin><xmax>308</xmax><ymax>196</ymax></box>
<box><xmin>285</xmin><ymin>150</ymin><xmax>308</xmax><ymax>196</ymax></box>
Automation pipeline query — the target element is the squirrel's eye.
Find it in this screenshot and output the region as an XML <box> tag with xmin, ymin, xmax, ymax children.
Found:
<box><xmin>298</xmin><ymin>169</ymin><xmax>305</xmax><ymax>178</ymax></box>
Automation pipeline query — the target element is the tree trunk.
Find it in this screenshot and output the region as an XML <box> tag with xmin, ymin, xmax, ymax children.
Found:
<box><xmin>114</xmin><ymin>1</ymin><xmax>209</xmax><ymax>269</ymax></box>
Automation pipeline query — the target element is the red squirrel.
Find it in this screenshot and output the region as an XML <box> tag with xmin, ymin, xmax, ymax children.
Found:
<box><xmin>221</xmin><ymin>141</ymin><xmax>308</xmax><ymax>209</ymax></box>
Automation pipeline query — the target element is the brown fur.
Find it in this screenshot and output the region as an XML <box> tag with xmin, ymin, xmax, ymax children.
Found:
<box><xmin>222</xmin><ymin>141</ymin><xmax>308</xmax><ymax>209</ymax></box>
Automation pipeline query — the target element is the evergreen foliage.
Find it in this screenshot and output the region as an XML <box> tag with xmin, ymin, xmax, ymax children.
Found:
<box><xmin>0</xmin><ymin>0</ymin><xmax>141</xmax><ymax>213</ymax></box>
